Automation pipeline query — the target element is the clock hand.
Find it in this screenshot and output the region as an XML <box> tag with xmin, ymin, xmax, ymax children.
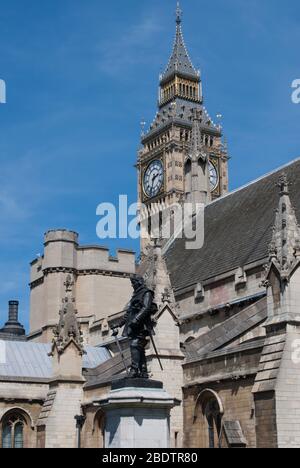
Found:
<box><xmin>152</xmin><ymin>173</ymin><xmax>159</xmax><ymax>183</ymax></box>
<box><xmin>150</xmin><ymin>172</ymin><xmax>157</xmax><ymax>186</ymax></box>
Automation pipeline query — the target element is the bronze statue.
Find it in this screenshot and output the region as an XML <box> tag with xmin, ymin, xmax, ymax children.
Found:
<box><xmin>112</xmin><ymin>275</ymin><xmax>158</xmax><ymax>379</ymax></box>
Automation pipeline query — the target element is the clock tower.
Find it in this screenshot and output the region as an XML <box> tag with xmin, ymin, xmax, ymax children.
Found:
<box><xmin>137</xmin><ymin>3</ymin><xmax>229</xmax><ymax>251</ymax></box>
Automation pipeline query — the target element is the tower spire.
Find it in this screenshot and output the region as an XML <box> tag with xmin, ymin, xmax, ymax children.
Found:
<box><xmin>176</xmin><ymin>2</ymin><xmax>182</xmax><ymax>25</ymax></box>
<box><xmin>160</xmin><ymin>2</ymin><xmax>199</xmax><ymax>85</ymax></box>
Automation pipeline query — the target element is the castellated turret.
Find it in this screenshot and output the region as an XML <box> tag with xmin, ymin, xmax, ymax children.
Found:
<box><xmin>29</xmin><ymin>229</ymin><xmax>136</xmax><ymax>345</ymax></box>
<box><xmin>43</xmin><ymin>230</ymin><xmax>79</xmax><ymax>270</ymax></box>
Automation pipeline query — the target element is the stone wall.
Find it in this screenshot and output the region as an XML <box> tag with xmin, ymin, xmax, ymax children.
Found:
<box><xmin>183</xmin><ymin>378</ymin><xmax>257</xmax><ymax>448</ymax></box>
<box><xmin>275</xmin><ymin>327</ymin><xmax>300</xmax><ymax>448</ymax></box>
<box><xmin>254</xmin><ymin>391</ymin><xmax>278</xmax><ymax>448</ymax></box>
<box><xmin>43</xmin><ymin>382</ymin><xmax>83</xmax><ymax>448</ymax></box>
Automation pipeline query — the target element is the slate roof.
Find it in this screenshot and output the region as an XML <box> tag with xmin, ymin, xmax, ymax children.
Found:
<box><xmin>84</xmin><ymin>347</ymin><xmax>131</xmax><ymax>389</ymax></box>
<box><xmin>142</xmin><ymin>5</ymin><xmax>220</xmax><ymax>142</ymax></box>
<box><xmin>143</xmin><ymin>99</ymin><xmax>220</xmax><ymax>142</ymax></box>
<box><xmin>165</xmin><ymin>158</ymin><xmax>300</xmax><ymax>291</ymax></box>
<box><xmin>160</xmin><ymin>9</ymin><xmax>199</xmax><ymax>84</ymax></box>
<box><xmin>0</xmin><ymin>340</ymin><xmax>110</xmax><ymax>379</ymax></box>
<box><xmin>185</xmin><ymin>297</ymin><xmax>267</xmax><ymax>362</ymax></box>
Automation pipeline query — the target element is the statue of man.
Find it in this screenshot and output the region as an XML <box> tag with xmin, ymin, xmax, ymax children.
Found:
<box><xmin>112</xmin><ymin>275</ymin><xmax>157</xmax><ymax>379</ymax></box>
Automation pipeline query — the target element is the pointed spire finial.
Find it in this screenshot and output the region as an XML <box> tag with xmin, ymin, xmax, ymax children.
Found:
<box><xmin>140</xmin><ymin>118</ymin><xmax>146</xmax><ymax>137</ymax></box>
<box><xmin>160</xmin><ymin>2</ymin><xmax>199</xmax><ymax>85</ymax></box>
<box><xmin>176</xmin><ymin>2</ymin><xmax>182</xmax><ymax>25</ymax></box>
<box><xmin>277</xmin><ymin>173</ymin><xmax>291</xmax><ymax>196</ymax></box>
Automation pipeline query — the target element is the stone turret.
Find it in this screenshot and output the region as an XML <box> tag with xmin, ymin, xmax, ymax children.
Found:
<box><xmin>29</xmin><ymin>229</ymin><xmax>136</xmax><ymax>344</ymax></box>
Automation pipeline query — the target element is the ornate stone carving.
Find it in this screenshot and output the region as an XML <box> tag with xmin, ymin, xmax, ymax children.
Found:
<box><xmin>263</xmin><ymin>174</ymin><xmax>300</xmax><ymax>285</ymax></box>
<box><xmin>49</xmin><ymin>274</ymin><xmax>84</xmax><ymax>356</ymax></box>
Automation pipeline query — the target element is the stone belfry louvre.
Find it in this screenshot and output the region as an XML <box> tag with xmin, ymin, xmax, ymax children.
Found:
<box><xmin>137</xmin><ymin>3</ymin><xmax>229</xmax><ymax>250</ymax></box>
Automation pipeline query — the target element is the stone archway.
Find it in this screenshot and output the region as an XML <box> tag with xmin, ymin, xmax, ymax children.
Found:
<box><xmin>193</xmin><ymin>389</ymin><xmax>224</xmax><ymax>448</ymax></box>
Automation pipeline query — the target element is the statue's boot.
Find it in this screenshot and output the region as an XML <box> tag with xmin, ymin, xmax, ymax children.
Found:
<box><xmin>140</xmin><ymin>348</ymin><xmax>149</xmax><ymax>379</ymax></box>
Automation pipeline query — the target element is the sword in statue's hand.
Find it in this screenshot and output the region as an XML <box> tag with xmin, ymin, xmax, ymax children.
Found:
<box><xmin>111</xmin><ymin>328</ymin><xmax>129</xmax><ymax>377</ymax></box>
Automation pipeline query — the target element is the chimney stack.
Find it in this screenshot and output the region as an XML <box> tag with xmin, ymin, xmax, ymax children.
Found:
<box><xmin>8</xmin><ymin>300</ymin><xmax>19</xmax><ymax>322</ymax></box>
<box><xmin>0</xmin><ymin>300</ymin><xmax>25</xmax><ymax>338</ymax></box>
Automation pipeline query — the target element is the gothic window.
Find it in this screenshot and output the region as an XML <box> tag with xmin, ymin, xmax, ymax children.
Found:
<box><xmin>92</xmin><ymin>409</ymin><xmax>106</xmax><ymax>449</ymax></box>
<box><xmin>2</xmin><ymin>414</ymin><xmax>25</xmax><ymax>449</ymax></box>
<box><xmin>205</xmin><ymin>400</ymin><xmax>222</xmax><ymax>449</ymax></box>
<box><xmin>193</xmin><ymin>389</ymin><xmax>224</xmax><ymax>449</ymax></box>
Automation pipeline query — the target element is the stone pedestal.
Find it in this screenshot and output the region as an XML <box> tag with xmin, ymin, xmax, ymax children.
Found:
<box><xmin>99</xmin><ymin>379</ymin><xmax>179</xmax><ymax>449</ymax></box>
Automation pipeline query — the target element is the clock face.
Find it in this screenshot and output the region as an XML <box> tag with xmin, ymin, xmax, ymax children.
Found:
<box><xmin>143</xmin><ymin>160</ymin><xmax>164</xmax><ymax>198</ymax></box>
<box><xmin>209</xmin><ymin>161</ymin><xmax>219</xmax><ymax>192</ymax></box>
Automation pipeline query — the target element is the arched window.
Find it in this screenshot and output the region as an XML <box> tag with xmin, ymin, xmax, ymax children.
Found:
<box><xmin>205</xmin><ymin>399</ymin><xmax>222</xmax><ymax>449</ymax></box>
<box><xmin>2</xmin><ymin>414</ymin><xmax>25</xmax><ymax>449</ymax></box>
<box><xmin>93</xmin><ymin>409</ymin><xmax>106</xmax><ymax>448</ymax></box>
<box><xmin>193</xmin><ymin>389</ymin><xmax>224</xmax><ymax>449</ymax></box>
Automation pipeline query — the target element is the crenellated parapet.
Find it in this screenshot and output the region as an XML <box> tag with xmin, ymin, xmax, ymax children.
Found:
<box><xmin>29</xmin><ymin>230</ymin><xmax>136</xmax><ymax>342</ymax></box>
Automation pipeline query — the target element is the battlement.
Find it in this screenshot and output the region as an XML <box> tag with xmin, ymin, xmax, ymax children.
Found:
<box><xmin>44</xmin><ymin>229</ymin><xmax>79</xmax><ymax>245</ymax></box>
<box><xmin>76</xmin><ymin>246</ymin><xmax>136</xmax><ymax>274</ymax></box>
<box><xmin>30</xmin><ymin>230</ymin><xmax>136</xmax><ymax>284</ymax></box>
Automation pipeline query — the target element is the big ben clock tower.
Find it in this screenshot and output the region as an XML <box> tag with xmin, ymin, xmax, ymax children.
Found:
<box><xmin>137</xmin><ymin>4</ymin><xmax>229</xmax><ymax>251</ymax></box>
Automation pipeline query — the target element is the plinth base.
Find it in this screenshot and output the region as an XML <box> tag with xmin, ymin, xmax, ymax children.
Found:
<box><xmin>99</xmin><ymin>379</ymin><xmax>178</xmax><ymax>449</ymax></box>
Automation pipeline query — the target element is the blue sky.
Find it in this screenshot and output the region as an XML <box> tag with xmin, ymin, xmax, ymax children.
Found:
<box><xmin>0</xmin><ymin>0</ymin><xmax>299</xmax><ymax>330</ymax></box>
